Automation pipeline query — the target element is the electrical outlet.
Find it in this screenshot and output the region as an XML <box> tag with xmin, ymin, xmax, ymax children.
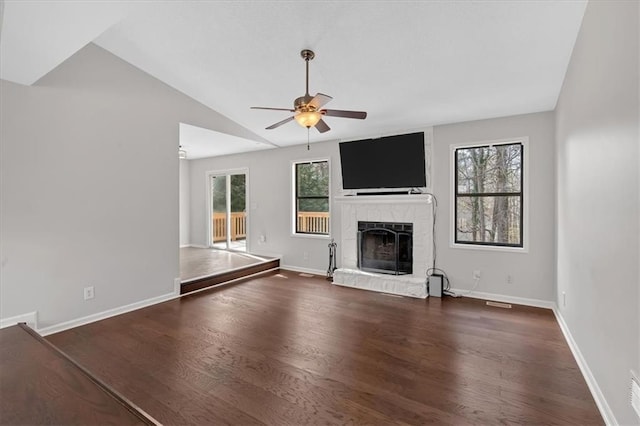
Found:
<box><xmin>259</xmin><ymin>235</ymin><xmax>266</xmax><ymax>243</ymax></box>
<box><xmin>303</xmin><ymin>251</ymin><xmax>309</xmax><ymax>261</ymax></box>
<box><xmin>507</xmin><ymin>274</ymin><xmax>513</xmax><ymax>284</ymax></box>
<box><xmin>562</xmin><ymin>291</ymin><xmax>567</xmax><ymax>307</ymax></box>
<box><xmin>472</xmin><ymin>270</ymin><xmax>481</xmax><ymax>280</ymax></box>
<box><xmin>83</xmin><ymin>286</ymin><xmax>94</xmax><ymax>300</ymax></box>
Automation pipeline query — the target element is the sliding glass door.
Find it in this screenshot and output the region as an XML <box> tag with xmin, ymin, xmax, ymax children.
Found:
<box><xmin>209</xmin><ymin>171</ymin><xmax>247</xmax><ymax>251</ymax></box>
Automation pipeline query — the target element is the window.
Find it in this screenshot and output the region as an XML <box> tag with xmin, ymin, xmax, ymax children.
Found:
<box><xmin>294</xmin><ymin>160</ymin><xmax>330</xmax><ymax>236</ymax></box>
<box><xmin>454</xmin><ymin>142</ymin><xmax>523</xmax><ymax>248</ymax></box>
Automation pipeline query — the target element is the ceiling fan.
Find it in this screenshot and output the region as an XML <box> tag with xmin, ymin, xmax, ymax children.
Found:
<box><xmin>251</xmin><ymin>49</ymin><xmax>367</xmax><ymax>134</ymax></box>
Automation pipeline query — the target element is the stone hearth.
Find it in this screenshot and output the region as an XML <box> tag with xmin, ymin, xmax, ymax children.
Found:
<box><xmin>333</xmin><ymin>194</ymin><xmax>433</xmax><ymax>298</ymax></box>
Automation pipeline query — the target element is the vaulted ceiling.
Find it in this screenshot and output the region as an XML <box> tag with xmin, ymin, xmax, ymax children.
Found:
<box><xmin>0</xmin><ymin>1</ymin><xmax>587</xmax><ymax>158</ymax></box>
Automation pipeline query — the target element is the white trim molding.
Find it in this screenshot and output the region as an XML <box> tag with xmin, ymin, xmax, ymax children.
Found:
<box><xmin>205</xmin><ymin>167</ymin><xmax>250</xmax><ymax>250</ymax></box>
<box><xmin>290</xmin><ymin>157</ymin><xmax>331</xmax><ymax>238</ymax></box>
<box><xmin>334</xmin><ymin>193</ymin><xmax>433</xmax><ymax>204</ymax></box>
<box><xmin>553</xmin><ymin>308</ymin><xmax>617</xmax><ymax>426</ymax></box>
<box><xmin>38</xmin><ymin>292</ymin><xmax>179</xmax><ymax>337</ymax></box>
<box><xmin>1</xmin><ymin>311</ymin><xmax>38</xmax><ymax>330</ymax></box>
<box><xmin>280</xmin><ymin>265</ymin><xmax>326</xmax><ymax>277</ymax></box>
<box><xmin>449</xmin><ymin>136</ymin><xmax>530</xmax><ymax>253</ymax></box>
<box><xmin>449</xmin><ymin>288</ymin><xmax>555</xmax><ymax>309</ymax></box>
<box><xmin>188</xmin><ymin>244</ymin><xmax>209</xmax><ymax>249</ymax></box>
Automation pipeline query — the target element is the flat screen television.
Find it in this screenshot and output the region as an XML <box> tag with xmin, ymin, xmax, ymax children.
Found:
<box><xmin>339</xmin><ymin>132</ymin><xmax>426</xmax><ymax>190</ymax></box>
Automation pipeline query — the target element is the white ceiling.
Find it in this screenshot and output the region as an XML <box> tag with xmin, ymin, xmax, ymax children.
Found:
<box><xmin>179</xmin><ymin>123</ymin><xmax>274</xmax><ymax>160</ymax></box>
<box><xmin>1</xmin><ymin>1</ymin><xmax>587</xmax><ymax>158</ymax></box>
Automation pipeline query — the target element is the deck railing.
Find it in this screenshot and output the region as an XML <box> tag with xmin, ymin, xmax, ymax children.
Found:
<box><xmin>212</xmin><ymin>212</ymin><xmax>247</xmax><ymax>242</ymax></box>
<box><xmin>297</xmin><ymin>212</ymin><xmax>330</xmax><ymax>234</ymax></box>
<box><xmin>213</xmin><ymin>211</ymin><xmax>330</xmax><ymax>241</ymax></box>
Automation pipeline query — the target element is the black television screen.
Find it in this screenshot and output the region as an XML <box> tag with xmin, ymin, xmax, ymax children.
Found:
<box><xmin>339</xmin><ymin>132</ymin><xmax>426</xmax><ymax>190</ymax></box>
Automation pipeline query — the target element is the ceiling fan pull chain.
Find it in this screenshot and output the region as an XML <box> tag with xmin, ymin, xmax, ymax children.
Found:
<box><xmin>307</xmin><ymin>127</ymin><xmax>310</xmax><ymax>150</ymax></box>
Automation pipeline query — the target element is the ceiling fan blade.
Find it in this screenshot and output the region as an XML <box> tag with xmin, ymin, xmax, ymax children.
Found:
<box><xmin>266</xmin><ymin>116</ymin><xmax>295</xmax><ymax>130</ymax></box>
<box><xmin>315</xmin><ymin>119</ymin><xmax>331</xmax><ymax>133</ymax></box>
<box><xmin>251</xmin><ymin>106</ymin><xmax>296</xmax><ymax>112</ymax></box>
<box><xmin>308</xmin><ymin>93</ymin><xmax>333</xmax><ymax>110</ymax></box>
<box><xmin>322</xmin><ymin>109</ymin><xmax>367</xmax><ymax>119</ymax></box>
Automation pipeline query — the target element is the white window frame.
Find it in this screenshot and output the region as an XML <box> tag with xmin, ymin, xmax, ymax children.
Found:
<box><xmin>449</xmin><ymin>137</ymin><xmax>529</xmax><ymax>253</ymax></box>
<box><xmin>205</xmin><ymin>167</ymin><xmax>250</xmax><ymax>251</ymax></box>
<box><xmin>291</xmin><ymin>158</ymin><xmax>331</xmax><ymax>239</ymax></box>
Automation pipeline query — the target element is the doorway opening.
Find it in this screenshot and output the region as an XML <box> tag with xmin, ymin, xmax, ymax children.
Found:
<box><xmin>209</xmin><ymin>170</ymin><xmax>248</xmax><ymax>252</ymax></box>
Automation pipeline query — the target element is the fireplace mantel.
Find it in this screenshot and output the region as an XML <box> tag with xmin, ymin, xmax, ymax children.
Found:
<box><xmin>334</xmin><ymin>193</ymin><xmax>433</xmax><ymax>205</ymax></box>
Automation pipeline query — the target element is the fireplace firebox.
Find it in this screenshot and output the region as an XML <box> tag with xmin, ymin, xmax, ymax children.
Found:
<box><xmin>357</xmin><ymin>221</ymin><xmax>413</xmax><ymax>275</ymax></box>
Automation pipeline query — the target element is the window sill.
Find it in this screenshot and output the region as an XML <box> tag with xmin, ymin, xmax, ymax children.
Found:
<box><xmin>291</xmin><ymin>233</ymin><xmax>331</xmax><ymax>240</ymax></box>
<box><xmin>451</xmin><ymin>242</ymin><xmax>528</xmax><ymax>254</ymax></box>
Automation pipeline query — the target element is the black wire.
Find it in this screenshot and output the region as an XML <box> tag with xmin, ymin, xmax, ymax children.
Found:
<box><xmin>423</xmin><ymin>193</ymin><xmax>439</xmax><ymax>271</ymax></box>
<box><xmin>423</xmin><ymin>193</ymin><xmax>452</xmax><ymax>293</ymax></box>
<box><xmin>429</xmin><ymin>193</ymin><xmax>438</xmax><ymax>270</ymax></box>
<box><xmin>426</xmin><ymin>267</ymin><xmax>451</xmax><ymax>291</ymax></box>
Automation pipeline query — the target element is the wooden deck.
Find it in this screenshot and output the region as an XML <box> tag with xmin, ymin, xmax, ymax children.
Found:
<box><xmin>46</xmin><ymin>271</ymin><xmax>602</xmax><ymax>425</ymax></box>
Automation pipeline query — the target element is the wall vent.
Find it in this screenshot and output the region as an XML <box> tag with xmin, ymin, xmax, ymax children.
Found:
<box><xmin>486</xmin><ymin>301</ymin><xmax>512</xmax><ymax>309</ymax></box>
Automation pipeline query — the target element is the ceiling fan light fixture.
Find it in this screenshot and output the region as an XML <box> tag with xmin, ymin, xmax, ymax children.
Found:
<box><xmin>251</xmin><ymin>49</ymin><xmax>366</xmax><ymax>133</ymax></box>
<box><xmin>295</xmin><ymin>111</ymin><xmax>322</xmax><ymax>128</ymax></box>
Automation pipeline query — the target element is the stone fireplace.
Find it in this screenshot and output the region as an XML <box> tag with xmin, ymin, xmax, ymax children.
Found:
<box><xmin>332</xmin><ymin>194</ymin><xmax>433</xmax><ymax>298</ymax></box>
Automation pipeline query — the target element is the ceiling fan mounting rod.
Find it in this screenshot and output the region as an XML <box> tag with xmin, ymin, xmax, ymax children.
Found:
<box><xmin>301</xmin><ymin>49</ymin><xmax>314</xmax><ymax>97</ymax></box>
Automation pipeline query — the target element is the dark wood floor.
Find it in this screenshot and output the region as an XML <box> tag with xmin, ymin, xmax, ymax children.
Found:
<box><xmin>0</xmin><ymin>324</ymin><xmax>158</xmax><ymax>425</ymax></box>
<box><xmin>47</xmin><ymin>270</ymin><xmax>602</xmax><ymax>425</ymax></box>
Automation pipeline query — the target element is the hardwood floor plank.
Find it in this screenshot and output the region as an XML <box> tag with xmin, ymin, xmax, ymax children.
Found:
<box><xmin>47</xmin><ymin>270</ymin><xmax>603</xmax><ymax>425</ymax></box>
<box><xmin>0</xmin><ymin>325</ymin><xmax>158</xmax><ymax>425</ymax></box>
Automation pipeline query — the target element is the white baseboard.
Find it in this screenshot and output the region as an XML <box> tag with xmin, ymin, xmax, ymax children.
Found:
<box><xmin>250</xmin><ymin>251</ymin><xmax>283</xmax><ymax>260</ymax></box>
<box><xmin>553</xmin><ymin>307</ymin><xmax>617</xmax><ymax>426</ymax></box>
<box><xmin>1</xmin><ymin>311</ymin><xmax>38</xmax><ymax>330</ymax></box>
<box><xmin>38</xmin><ymin>291</ymin><xmax>179</xmax><ymax>337</ymax></box>
<box><xmin>189</xmin><ymin>244</ymin><xmax>208</xmax><ymax>249</ymax></box>
<box><xmin>179</xmin><ymin>244</ymin><xmax>190</xmax><ymax>248</ymax></box>
<box><xmin>449</xmin><ymin>288</ymin><xmax>555</xmax><ymax>309</ymax></box>
<box><xmin>280</xmin><ymin>264</ymin><xmax>326</xmax><ymax>277</ymax></box>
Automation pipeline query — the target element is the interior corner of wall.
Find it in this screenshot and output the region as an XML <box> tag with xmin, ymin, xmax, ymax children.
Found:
<box><xmin>0</xmin><ymin>311</ymin><xmax>38</xmax><ymax>330</ymax></box>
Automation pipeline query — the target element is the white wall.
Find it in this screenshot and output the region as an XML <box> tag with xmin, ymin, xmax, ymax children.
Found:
<box><xmin>189</xmin><ymin>140</ymin><xmax>343</xmax><ymax>273</ymax></box>
<box><xmin>432</xmin><ymin>112</ymin><xmax>556</xmax><ymax>302</ymax></box>
<box><xmin>0</xmin><ymin>43</ymin><xmax>266</xmax><ymax>329</ymax></box>
<box><xmin>555</xmin><ymin>1</ymin><xmax>639</xmax><ymax>424</ymax></box>
<box><xmin>179</xmin><ymin>159</ymin><xmax>190</xmax><ymax>247</ymax></box>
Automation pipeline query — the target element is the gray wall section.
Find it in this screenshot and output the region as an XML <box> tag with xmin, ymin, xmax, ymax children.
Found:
<box><xmin>555</xmin><ymin>1</ymin><xmax>639</xmax><ymax>424</ymax></box>
<box><xmin>433</xmin><ymin>112</ymin><xmax>556</xmax><ymax>302</ymax></box>
<box><xmin>188</xmin><ymin>140</ymin><xmax>342</xmax><ymax>272</ymax></box>
<box><xmin>0</xmin><ymin>43</ymin><xmax>264</xmax><ymax>328</ymax></box>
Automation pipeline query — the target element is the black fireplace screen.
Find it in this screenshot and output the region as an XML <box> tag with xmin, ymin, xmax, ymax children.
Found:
<box><xmin>357</xmin><ymin>221</ymin><xmax>413</xmax><ymax>275</ymax></box>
